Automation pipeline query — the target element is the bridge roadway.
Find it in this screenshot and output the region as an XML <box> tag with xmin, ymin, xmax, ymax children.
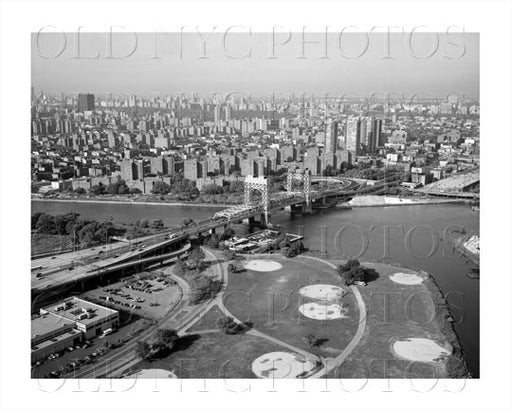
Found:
<box><xmin>32</xmin><ymin>179</ymin><xmax>367</xmax><ymax>294</ymax></box>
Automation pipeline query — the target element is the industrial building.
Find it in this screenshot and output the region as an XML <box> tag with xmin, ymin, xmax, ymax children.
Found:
<box><xmin>31</xmin><ymin>297</ymin><xmax>119</xmax><ymax>363</ymax></box>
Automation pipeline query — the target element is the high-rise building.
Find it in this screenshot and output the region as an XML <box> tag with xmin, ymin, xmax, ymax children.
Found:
<box><xmin>77</xmin><ymin>93</ymin><xmax>95</xmax><ymax>112</ymax></box>
<box><xmin>255</xmin><ymin>157</ymin><xmax>267</xmax><ymax>177</ymax></box>
<box><xmin>163</xmin><ymin>157</ymin><xmax>175</xmax><ymax>175</ymax></box>
<box><xmin>305</xmin><ymin>153</ymin><xmax>320</xmax><ymax>175</ymax></box>
<box><xmin>369</xmin><ymin>118</ymin><xmax>383</xmax><ymax>152</ymax></box>
<box><xmin>224</xmin><ymin>104</ymin><xmax>232</xmax><ymax>122</ymax></box>
<box><xmin>241</xmin><ymin>158</ymin><xmax>255</xmax><ymax>176</ymax></box>
<box><xmin>184</xmin><ymin>159</ymin><xmax>200</xmax><ymax>181</ymax></box>
<box><xmin>325</xmin><ymin>120</ymin><xmax>338</xmax><ymax>153</ymax></box>
<box><xmin>150</xmin><ymin>157</ymin><xmax>164</xmax><ymax>175</ymax></box>
<box><xmin>214</xmin><ymin>105</ymin><xmax>221</xmax><ymax>125</ymax></box>
<box><xmin>121</xmin><ymin>159</ymin><xmax>136</xmax><ymax>181</ymax></box>
<box><xmin>346</xmin><ymin>117</ymin><xmax>361</xmax><ymax>156</ymax></box>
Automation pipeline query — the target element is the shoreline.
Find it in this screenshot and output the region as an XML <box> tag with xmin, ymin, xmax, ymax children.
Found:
<box><xmin>32</xmin><ymin>195</ymin><xmax>468</xmax><ymax>210</ymax></box>
<box><xmin>338</xmin><ymin>195</ymin><xmax>468</xmax><ymax>208</ymax></box>
<box><xmin>450</xmin><ymin>233</ymin><xmax>480</xmax><ymax>267</ymax></box>
<box><xmin>302</xmin><ymin>253</ymin><xmax>472</xmax><ymax>378</ymax></box>
<box><xmin>31</xmin><ymin>197</ymin><xmax>229</xmax><ymax>208</ymax></box>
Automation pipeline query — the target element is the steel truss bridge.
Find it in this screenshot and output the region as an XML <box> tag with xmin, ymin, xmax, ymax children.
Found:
<box><xmin>33</xmin><ymin>170</ymin><xmax>395</xmax><ymax>296</ymax></box>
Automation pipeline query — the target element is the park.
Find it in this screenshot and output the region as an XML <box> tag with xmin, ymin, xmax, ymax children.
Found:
<box><xmin>123</xmin><ymin>250</ymin><xmax>469</xmax><ymax>379</ymax></box>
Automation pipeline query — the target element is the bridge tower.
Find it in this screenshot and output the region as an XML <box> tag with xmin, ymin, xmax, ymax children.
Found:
<box><xmin>286</xmin><ymin>168</ymin><xmax>312</xmax><ymax>205</ymax></box>
<box><xmin>244</xmin><ymin>175</ymin><xmax>269</xmax><ymax>225</ymax></box>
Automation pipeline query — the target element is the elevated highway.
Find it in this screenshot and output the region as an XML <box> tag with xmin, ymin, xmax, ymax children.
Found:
<box><xmin>32</xmin><ymin>172</ymin><xmax>391</xmax><ymax>296</ymax></box>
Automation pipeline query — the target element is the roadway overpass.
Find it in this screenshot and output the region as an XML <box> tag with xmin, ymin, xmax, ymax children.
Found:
<box><xmin>32</xmin><ymin>170</ymin><xmax>391</xmax><ymax>297</ymax></box>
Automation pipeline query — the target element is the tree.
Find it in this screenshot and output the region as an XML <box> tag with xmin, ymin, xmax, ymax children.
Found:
<box><xmin>135</xmin><ymin>341</ymin><xmax>153</xmax><ymax>361</ymax></box>
<box><xmin>205</xmin><ymin>233</ymin><xmax>220</xmax><ymax>249</ymax></box>
<box><xmin>174</xmin><ymin>259</ymin><xmax>187</xmax><ymax>276</ymax></box>
<box><xmin>152</xmin><ymin>181</ymin><xmax>171</xmax><ymax>195</ymax></box>
<box><xmin>223</xmin><ymin>249</ymin><xmax>237</xmax><ymax>260</ymax></box>
<box><xmin>137</xmin><ymin>219</ymin><xmax>150</xmax><ymax>229</ymax></box>
<box><xmin>201</xmin><ymin>184</ymin><xmax>224</xmax><ymax>195</ymax></box>
<box><xmin>304</xmin><ymin>334</ymin><xmax>319</xmax><ymax>348</ymax></box>
<box><xmin>221</xmin><ymin>227</ymin><xmax>235</xmax><ymax>240</ymax></box>
<box><xmin>74</xmin><ymin>187</ymin><xmax>86</xmax><ymax>195</ymax></box>
<box><xmin>338</xmin><ymin>259</ymin><xmax>360</xmax><ymax>274</ymax></box>
<box><xmin>31</xmin><ymin>212</ymin><xmax>45</xmax><ymax>230</ymax></box>
<box><xmin>283</xmin><ymin>241</ymin><xmax>302</xmax><ymax>257</ymax></box>
<box><xmin>190</xmin><ymin>275</ymin><xmax>222</xmax><ymax>304</ymax></box>
<box><xmin>89</xmin><ymin>182</ymin><xmax>105</xmax><ymax>195</ymax></box>
<box><xmin>36</xmin><ymin>214</ymin><xmax>57</xmax><ymax>234</ymax></box>
<box><xmin>337</xmin><ymin>260</ymin><xmax>379</xmax><ymax>286</ymax></box>
<box><xmin>156</xmin><ymin>328</ymin><xmax>179</xmax><ymax>349</ymax></box>
<box><xmin>150</xmin><ymin>219</ymin><xmax>165</xmax><ymax>229</ymax></box>
<box><xmin>216</xmin><ymin>317</ymin><xmax>241</xmax><ymax>334</ymax></box>
<box><xmin>227</xmin><ymin>261</ymin><xmax>244</xmax><ymax>274</ymax></box>
<box><xmin>188</xmin><ymin>247</ymin><xmax>205</xmax><ymax>269</ymax></box>
<box><xmin>179</xmin><ymin>217</ymin><xmax>195</xmax><ymax>228</ymax></box>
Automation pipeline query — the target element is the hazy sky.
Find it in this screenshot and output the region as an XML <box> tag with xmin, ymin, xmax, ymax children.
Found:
<box><xmin>32</xmin><ymin>32</ymin><xmax>479</xmax><ymax>98</ymax></box>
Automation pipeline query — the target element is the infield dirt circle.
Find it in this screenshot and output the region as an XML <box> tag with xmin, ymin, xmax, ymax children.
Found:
<box><xmin>299</xmin><ymin>284</ymin><xmax>344</xmax><ymax>301</ymax></box>
<box><xmin>127</xmin><ymin>369</ymin><xmax>177</xmax><ymax>379</ymax></box>
<box><xmin>299</xmin><ymin>302</ymin><xmax>344</xmax><ymax>320</ymax></box>
<box><xmin>389</xmin><ymin>272</ymin><xmax>425</xmax><ymax>285</ymax></box>
<box><xmin>244</xmin><ymin>259</ymin><xmax>283</xmax><ymax>272</ymax></box>
<box><xmin>252</xmin><ymin>352</ymin><xmax>316</xmax><ymax>378</ymax></box>
<box><xmin>392</xmin><ymin>338</ymin><xmax>452</xmax><ymax>362</ymax></box>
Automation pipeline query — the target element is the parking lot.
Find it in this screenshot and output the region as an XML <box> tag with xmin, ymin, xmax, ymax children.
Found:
<box><xmin>32</xmin><ymin>268</ymin><xmax>183</xmax><ymax>378</ymax></box>
<box><xmin>31</xmin><ymin>318</ymin><xmax>149</xmax><ymax>378</ymax></box>
<box><xmin>83</xmin><ymin>270</ymin><xmax>182</xmax><ymax>320</ymax></box>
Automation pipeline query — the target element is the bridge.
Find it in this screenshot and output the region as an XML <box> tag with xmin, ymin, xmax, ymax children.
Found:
<box><xmin>31</xmin><ymin>169</ymin><xmax>374</xmax><ymax>299</ymax></box>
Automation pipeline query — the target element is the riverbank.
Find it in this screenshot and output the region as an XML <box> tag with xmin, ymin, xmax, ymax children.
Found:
<box><xmin>31</xmin><ymin>196</ymin><xmax>229</xmax><ymax>208</ymax></box>
<box><xmin>339</xmin><ymin>195</ymin><xmax>467</xmax><ymax>208</ymax></box>
<box><xmin>450</xmin><ymin>233</ymin><xmax>480</xmax><ymax>267</ymax></box>
<box><xmin>324</xmin><ymin>257</ymin><xmax>471</xmax><ymax>378</ymax></box>
<box><xmin>420</xmin><ymin>268</ymin><xmax>472</xmax><ymax>378</ymax></box>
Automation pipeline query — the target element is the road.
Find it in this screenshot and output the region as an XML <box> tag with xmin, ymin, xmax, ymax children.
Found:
<box><xmin>71</xmin><ymin>247</ymin><xmax>226</xmax><ymax>378</ymax></box>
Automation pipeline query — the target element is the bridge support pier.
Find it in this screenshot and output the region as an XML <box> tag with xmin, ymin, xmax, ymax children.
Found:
<box><xmin>260</xmin><ymin>212</ymin><xmax>270</xmax><ymax>227</ymax></box>
<box><xmin>289</xmin><ymin>203</ymin><xmax>313</xmax><ymax>215</ymax></box>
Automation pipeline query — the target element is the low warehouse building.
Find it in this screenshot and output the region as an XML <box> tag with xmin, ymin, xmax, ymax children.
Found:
<box><xmin>31</xmin><ymin>297</ymin><xmax>119</xmax><ymax>363</ymax></box>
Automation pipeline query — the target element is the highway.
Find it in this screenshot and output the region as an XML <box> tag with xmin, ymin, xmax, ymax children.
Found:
<box><xmin>31</xmin><ymin>177</ymin><xmax>363</xmax><ymax>294</ymax></box>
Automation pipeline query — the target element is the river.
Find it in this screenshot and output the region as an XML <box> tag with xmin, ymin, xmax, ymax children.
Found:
<box><xmin>32</xmin><ymin>200</ymin><xmax>480</xmax><ymax>377</ymax></box>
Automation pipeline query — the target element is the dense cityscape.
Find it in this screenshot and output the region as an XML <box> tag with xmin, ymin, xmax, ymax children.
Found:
<box><xmin>31</xmin><ymin>91</ymin><xmax>479</xmax><ymax>200</ymax></box>
<box><xmin>30</xmin><ymin>88</ymin><xmax>480</xmax><ymax>380</ymax></box>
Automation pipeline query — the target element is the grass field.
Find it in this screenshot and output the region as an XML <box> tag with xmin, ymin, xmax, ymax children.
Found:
<box><xmin>223</xmin><ymin>255</ymin><xmax>360</xmax><ymax>358</ymax></box>
<box><xmin>186</xmin><ymin>305</ymin><xmax>226</xmax><ymax>333</ymax></box>
<box><xmin>126</xmin><ymin>332</ymin><xmax>291</xmax><ymax>378</ymax></box>
<box><xmin>31</xmin><ymin>233</ymin><xmax>72</xmax><ymax>254</ymax></box>
<box><xmin>328</xmin><ymin>262</ymin><xmax>461</xmax><ymax>378</ymax></box>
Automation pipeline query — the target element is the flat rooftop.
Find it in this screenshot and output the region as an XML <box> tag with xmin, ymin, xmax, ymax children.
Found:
<box><xmin>40</xmin><ymin>297</ymin><xmax>118</xmax><ymax>326</ymax></box>
<box><xmin>31</xmin><ymin>313</ymin><xmax>75</xmax><ymax>339</ymax></box>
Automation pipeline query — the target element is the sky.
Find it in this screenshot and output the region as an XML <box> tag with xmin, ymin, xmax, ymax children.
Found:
<box><xmin>31</xmin><ymin>31</ymin><xmax>479</xmax><ymax>98</ymax></box>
